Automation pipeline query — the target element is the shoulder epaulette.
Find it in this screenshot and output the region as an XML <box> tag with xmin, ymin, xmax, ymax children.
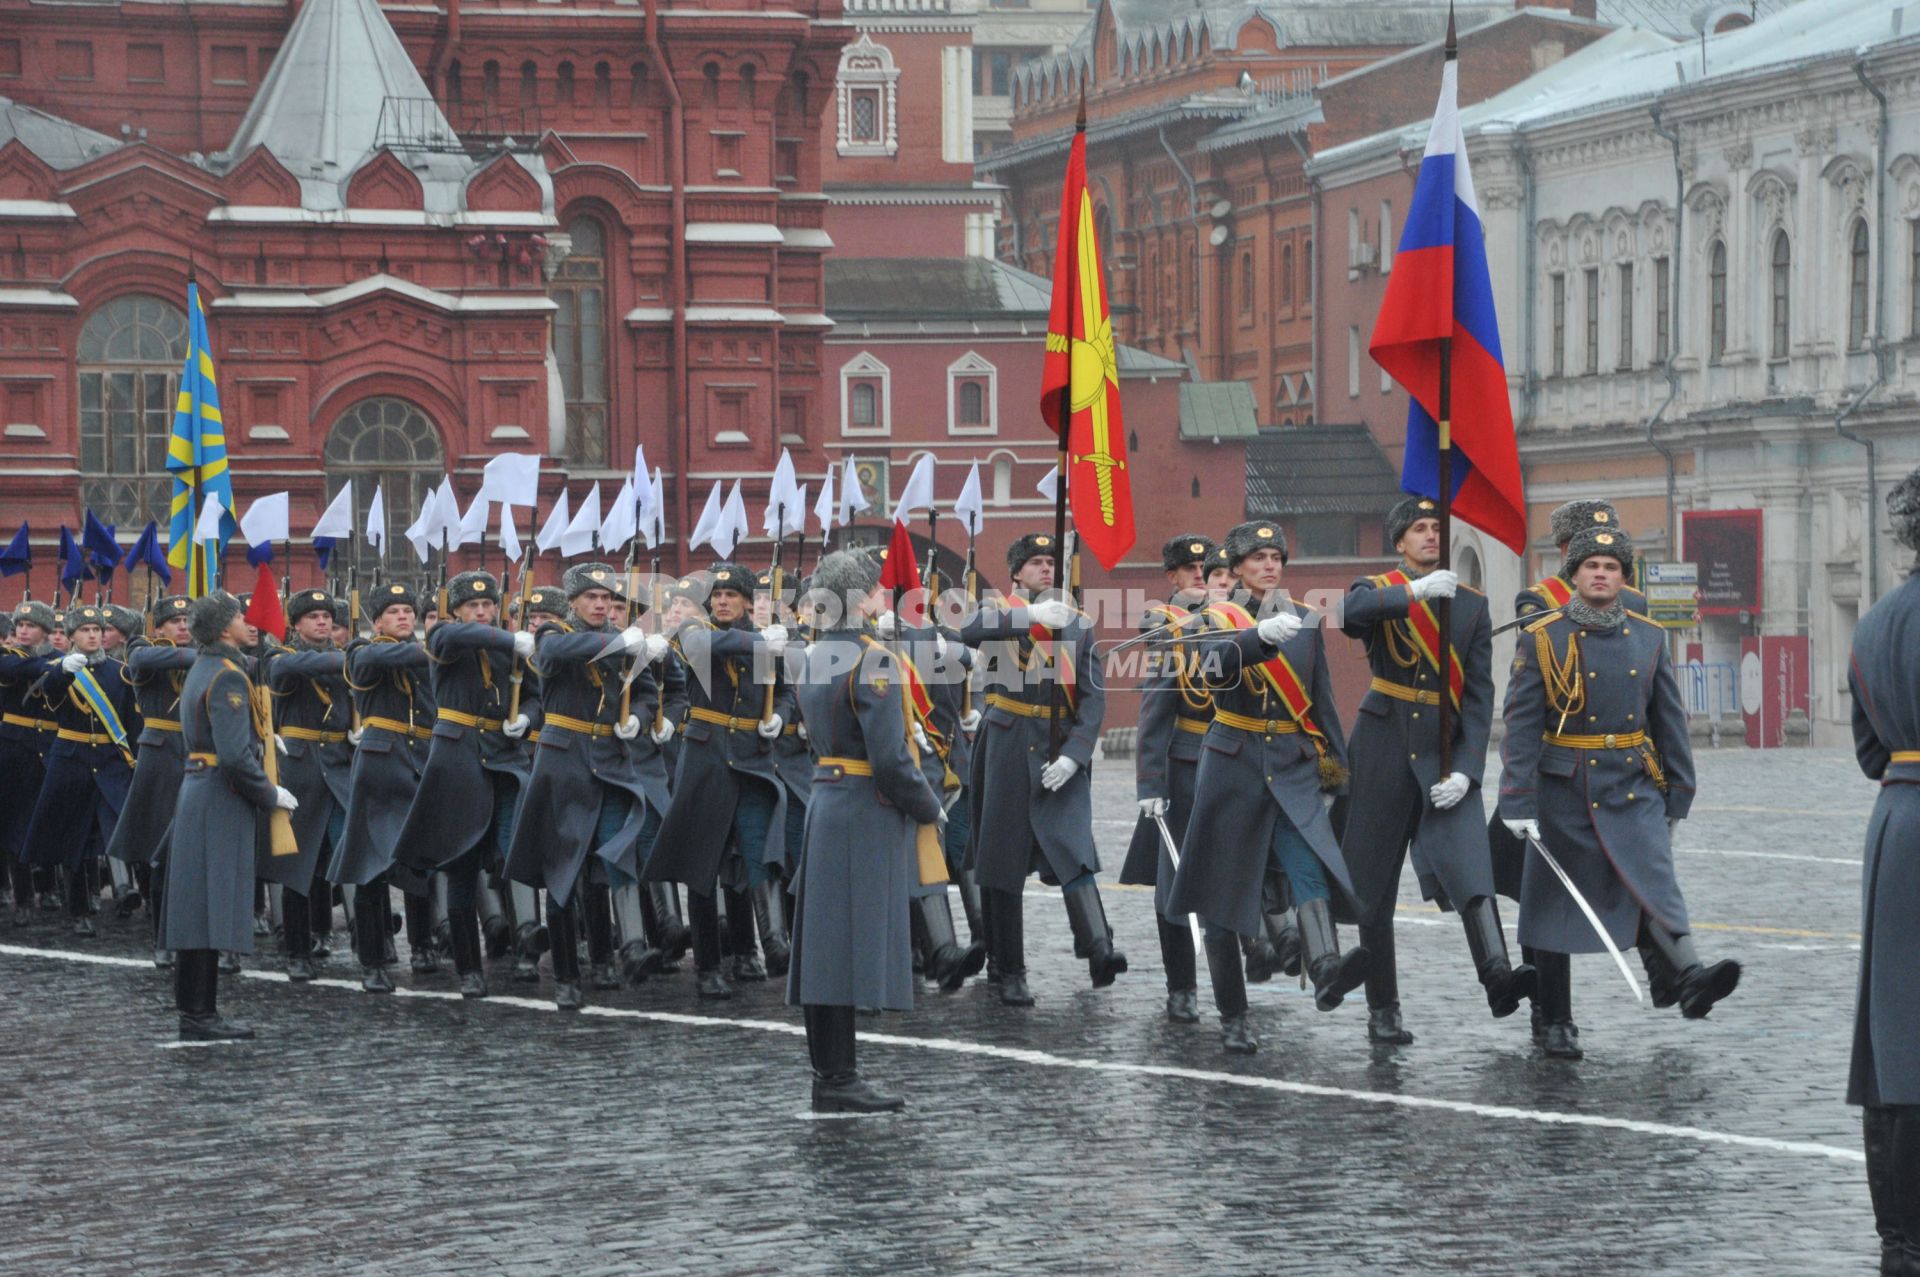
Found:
<box><xmin>1626</xmin><ymin>610</ymin><xmax>1656</xmax><ymax>626</ymax></box>
<box><xmin>1522</xmin><ymin>614</ymin><xmax>1559</xmax><ymax>635</ymax></box>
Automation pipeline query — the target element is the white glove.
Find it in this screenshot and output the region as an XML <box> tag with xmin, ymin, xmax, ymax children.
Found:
<box><xmin>1667</xmin><ymin>816</ymin><xmax>1681</xmax><ymax>832</ymax></box>
<box><xmin>1256</xmin><ymin>611</ymin><xmax>1303</xmax><ymax>645</ymax></box>
<box><xmin>348</xmin><ymin>727</ymin><xmax>364</xmax><ymax>747</ymax></box>
<box><xmin>1429</xmin><ymin>771</ymin><xmax>1471</xmax><ymax>810</ymax></box>
<box><xmin>1503</xmin><ymin>817</ymin><xmax>1541</xmax><ymax>841</ymax></box>
<box><xmin>1411</xmin><ymin>569</ymin><xmax>1459</xmax><ymax>602</ymax></box>
<box><xmin>650</xmin><ymin>717</ymin><xmax>675</xmax><ymax>746</ymax></box>
<box><xmin>502</xmin><ymin>714</ymin><xmax>530</xmax><ymax>740</ymax></box>
<box><xmin>796</xmin><ymin>721</ymin><xmax>808</xmax><ymax>742</ymax></box>
<box><xmin>512</xmin><ymin>630</ymin><xmax>536</xmax><ymax>659</ymax></box>
<box><xmin>1040</xmin><ymin>755</ymin><xmax>1080</xmax><ymax>791</ymax></box>
<box><xmin>273</xmin><ymin>734</ymin><xmax>287</xmax><ymax>756</ymax></box>
<box><xmin>1322</xmin><ymin>792</ymin><xmax>1337</xmax><ymax>813</ymax></box>
<box><xmin>615</xmin><ymin>714</ymin><xmax>642</xmax><ymax>741</ymax></box>
<box><xmin>912</xmin><ymin>724</ymin><xmax>932</xmax><ymax>754</ymax></box>
<box><xmin>1027</xmin><ymin>598</ymin><xmax>1074</xmax><ymax>630</ymax></box>
<box><xmin>618</xmin><ymin>625</ymin><xmax>648</xmax><ymax>654</ymax></box>
<box><xmin>757</xmin><ymin>713</ymin><xmax>784</xmax><ymax>740</ymax></box>
<box><xmin>643</xmin><ymin>633</ymin><xmax>671</xmax><ymax>665</ymax></box>
<box><xmin>960</xmin><ymin>709</ymin><xmax>981</xmax><ymax>734</ymax></box>
<box><xmin>761</xmin><ymin>624</ymin><xmax>789</xmax><ymax>656</ymax></box>
<box><xmin>874</xmin><ymin>611</ymin><xmax>898</xmax><ymax>638</ymax></box>
<box><xmin>273</xmin><ymin>786</ymin><xmax>299</xmax><ymax>812</ymax></box>
<box><xmin>1138</xmin><ymin>796</ymin><xmax>1168</xmax><ymax>818</ymax></box>
<box><xmin>59</xmin><ymin>653</ymin><xmax>87</xmax><ymax>673</ymax></box>
<box><xmin>934</xmin><ymin>632</ymin><xmax>949</xmax><ymax>660</ymax></box>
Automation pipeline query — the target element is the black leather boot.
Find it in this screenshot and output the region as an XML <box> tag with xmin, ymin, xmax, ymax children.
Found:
<box><xmin>1644</xmin><ymin>920</ymin><xmax>1740</xmax><ymax>1019</ymax></box>
<box><xmin>1866</xmin><ymin>1107</ymin><xmax>1920</xmax><ymax>1275</ymax></box>
<box><xmin>1534</xmin><ymin>950</ymin><xmax>1581</xmax><ymax>1059</ymax></box>
<box><xmin>450</xmin><ymin>908</ymin><xmax>488</xmax><ymax>1000</ymax></box>
<box><xmin>1639</xmin><ymin>943</ymin><xmax>1679</xmax><ymax>1009</ymax></box>
<box><xmin>283</xmin><ymin>886</ymin><xmax>315</xmax><ymax>983</ymax></box>
<box><xmin>1204</xmin><ymin>930</ymin><xmax>1257</xmax><ymax>1054</ymax></box>
<box><xmin>403</xmin><ymin>890</ymin><xmax>438</xmax><ymax>974</ymax></box>
<box><xmin>1267</xmin><ymin>911</ymin><xmax>1303</xmax><ymax>979</ymax></box>
<box><xmin>1299</xmin><ymin>898</ymin><xmax>1369</xmax><ymax>1012</ymax></box>
<box><xmin>177</xmin><ymin>949</ymin><xmax>254</xmax><ymax>1041</ymax></box>
<box><xmin>611</xmin><ymin>884</ymin><xmax>663</xmax><ymax>987</ymax></box>
<box><xmin>647</xmin><ymin>882</ymin><xmax>692</xmax><ymax>961</ymax></box>
<box><xmin>955</xmin><ymin>869</ymin><xmax>988</xmax><ymax>953</ymax></box>
<box><xmin>990</xmin><ymin>888</ymin><xmax>1032</xmax><ymax>1006</ymax></box>
<box><xmin>584</xmin><ymin>885</ymin><xmax>621</xmax><ymax>990</ymax></box>
<box><xmin>1240</xmin><ymin>930</ymin><xmax>1279</xmax><ymax>984</ymax></box>
<box><xmin>1522</xmin><ymin>945</ymin><xmax>1547</xmax><ymax>1043</ymax></box>
<box><xmin>724</xmin><ymin>888</ymin><xmax>766</xmax><ymax>982</ymax></box>
<box><xmin>690</xmin><ymin>889</ymin><xmax>733</xmax><ymax>1000</ymax></box>
<box><xmin>217</xmin><ymin>951</ymin><xmax>241</xmax><ymax>974</ymax></box>
<box><xmin>1360</xmin><ymin>921</ymin><xmax>1414</xmax><ymax>1045</ymax></box>
<box><xmin>753</xmin><ymin>880</ymin><xmax>793</xmax><ymax>978</ymax></box>
<box><xmin>914</xmin><ymin>892</ymin><xmax>982</xmax><ymax>992</ymax></box>
<box><xmin>979</xmin><ymin>886</ymin><xmax>1001</xmax><ymax>985</ymax></box>
<box><xmin>1062</xmin><ymin>880</ymin><xmax>1128</xmax><ymax>988</ymax></box>
<box><xmin>1159</xmin><ymin>916</ymin><xmax>1200</xmax><ymax>1023</ymax></box>
<box><xmin>805</xmin><ymin>1004</ymin><xmax>904</xmax><ymax>1113</ymax></box>
<box><xmin>357</xmin><ymin>897</ymin><xmax>394</xmax><ymax>994</ymax></box>
<box><xmin>549</xmin><ymin>901</ymin><xmax>584</xmax><ymax>1010</ymax></box>
<box><xmin>1462</xmin><ymin>896</ymin><xmax>1534</xmax><ymax>1018</ymax></box>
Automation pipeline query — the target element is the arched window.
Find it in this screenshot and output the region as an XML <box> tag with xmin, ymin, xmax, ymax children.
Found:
<box><xmin>1848</xmin><ymin>219</ymin><xmax>1871</xmax><ymax>351</ymax></box>
<box><xmin>446</xmin><ymin>60</ymin><xmax>463</xmax><ymax>105</ymax></box>
<box><xmin>1770</xmin><ymin>230</ymin><xmax>1791</xmax><ymax>359</ymax></box>
<box><xmin>850</xmin><ymin>383</ymin><xmax>877</xmax><ymax>427</ymax></box>
<box><xmin>740</xmin><ymin>63</ymin><xmax>757</xmax><ymax>111</ymax></box>
<box><xmin>703</xmin><ymin>62</ymin><xmax>721</xmax><ymax>112</ymax></box>
<box><xmin>1239</xmin><ymin>249</ymin><xmax>1254</xmax><ymax>316</ymax></box>
<box><xmin>1279</xmin><ymin>242</ymin><xmax>1294</xmax><ymax>307</ymax></box>
<box><xmin>520</xmin><ymin>60</ymin><xmax>538</xmax><ymax>108</ymax></box>
<box><xmin>77</xmin><ymin>294</ymin><xmax>188</xmax><ymax>528</ymax></box>
<box><xmin>594</xmin><ymin>62</ymin><xmax>611</xmax><ymax>109</ymax></box>
<box><xmin>322</xmin><ymin>397</ymin><xmax>443</xmax><ymax>582</ymax></box>
<box><xmin>629</xmin><ymin>62</ymin><xmax>649</xmax><ymax>107</ymax></box>
<box><xmin>553</xmin><ymin>214</ymin><xmax>609</xmax><ymax>466</ymax></box>
<box><xmin>1709</xmin><ymin>240</ymin><xmax>1728</xmax><ymax>363</ymax></box>
<box><xmin>958</xmin><ymin>381</ymin><xmax>984</xmax><ymax>425</ymax></box>
<box><xmin>483</xmin><ymin>60</ymin><xmax>499</xmax><ymax>109</ymax></box>
<box><xmin>556</xmin><ymin>61</ymin><xmax>575</xmax><ymax>107</ymax></box>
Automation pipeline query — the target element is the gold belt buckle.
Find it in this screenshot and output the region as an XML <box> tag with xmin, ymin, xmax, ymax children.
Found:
<box><xmin>1603</xmin><ymin>733</ymin><xmax>1617</xmax><ymax>749</ymax></box>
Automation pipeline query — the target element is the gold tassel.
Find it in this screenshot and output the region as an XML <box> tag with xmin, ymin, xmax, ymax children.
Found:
<box><xmin>252</xmin><ymin>685</ymin><xmax>299</xmax><ymax>858</ymax></box>
<box><xmin>1316</xmin><ymin>749</ymin><xmax>1349</xmax><ymax>794</ymax></box>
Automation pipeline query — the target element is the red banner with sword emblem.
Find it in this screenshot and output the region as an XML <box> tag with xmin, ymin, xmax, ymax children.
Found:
<box><xmin>1039</xmin><ymin>117</ymin><xmax>1136</xmax><ymax>572</ymax></box>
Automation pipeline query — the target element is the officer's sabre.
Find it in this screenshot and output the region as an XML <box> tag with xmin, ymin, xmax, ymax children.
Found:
<box><xmin>1523</xmin><ymin>831</ymin><xmax>1644</xmax><ymax>1003</ymax></box>
<box><xmin>1151</xmin><ymin>813</ymin><xmax>1206</xmax><ymax>953</ymax></box>
<box><xmin>1492</xmin><ymin>606</ymin><xmax>1563</xmax><ymax>638</ymax></box>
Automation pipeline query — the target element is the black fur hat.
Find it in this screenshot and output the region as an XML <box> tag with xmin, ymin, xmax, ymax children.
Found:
<box><xmin>188</xmin><ymin>591</ymin><xmax>245</xmax><ymax>646</ymax></box>
<box><xmin>1563</xmin><ymin>526</ymin><xmax>1634</xmax><ymax>581</ymax></box>
<box><xmin>11</xmin><ymin>600</ymin><xmax>56</xmax><ymax>633</ymax></box>
<box><xmin>1223</xmin><ymin>520</ymin><xmax>1288</xmax><ymax>569</ymax></box>
<box><xmin>102</xmin><ymin>604</ymin><xmax>142</xmax><ymax>638</ymax></box>
<box><xmin>64</xmin><ymin>604</ymin><xmax>107</xmax><ymax>635</ymax></box>
<box><xmin>1006</xmin><ymin>531</ymin><xmax>1061</xmax><ymax>576</ymax></box>
<box><xmin>1161</xmin><ymin>533</ymin><xmax>1216</xmax><ymax>572</ymax></box>
<box><xmin>1385</xmin><ymin>496</ymin><xmax>1440</xmax><ymax>548</ymax></box>
<box><xmin>518</xmin><ymin>585</ymin><xmax>568</xmax><ymax>619</ymax></box>
<box><xmin>446</xmin><ymin>571</ymin><xmax>499</xmax><ymax>611</ymax></box>
<box><xmin>152</xmin><ymin>595</ymin><xmax>193</xmax><ymax>625</ymax></box>
<box><xmin>288</xmin><ymin>589</ymin><xmax>335</xmax><ymax>623</ymax></box>
<box><xmin>1549</xmin><ymin>499</ymin><xmax>1621</xmax><ymax>547</ymax></box>
<box><xmin>1889</xmin><ymin>465</ymin><xmax>1920</xmax><ymax>557</ymax></box>
<box><xmin>562</xmin><ymin>562</ymin><xmax>619</xmax><ymax>600</ymax></box>
<box><xmin>368</xmin><ymin>582</ymin><xmax>417</xmax><ymax>618</ymax></box>
<box><xmin>707</xmin><ymin>563</ymin><xmax>751</xmax><ymax>599</ymax></box>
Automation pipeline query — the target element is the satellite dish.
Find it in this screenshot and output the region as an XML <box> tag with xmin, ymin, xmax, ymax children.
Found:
<box><xmin>1210</xmin><ymin>199</ymin><xmax>1232</xmax><ymax>219</ymax></box>
<box><xmin>1208</xmin><ymin>225</ymin><xmax>1230</xmax><ymax>247</ymax></box>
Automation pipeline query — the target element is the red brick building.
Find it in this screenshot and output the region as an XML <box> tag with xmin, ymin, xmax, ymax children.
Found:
<box><xmin>0</xmin><ymin>0</ymin><xmax>851</xmax><ymax>604</ymax></box>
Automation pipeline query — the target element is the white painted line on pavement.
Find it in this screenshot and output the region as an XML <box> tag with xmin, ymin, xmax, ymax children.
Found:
<box><xmin>0</xmin><ymin>941</ymin><xmax>1864</xmax><ymax>1166</ymax></box>
<box><xmin>1676</xmin><ymin>847</ymin><xmax>1863</xmax><ymax>868</ymax></box>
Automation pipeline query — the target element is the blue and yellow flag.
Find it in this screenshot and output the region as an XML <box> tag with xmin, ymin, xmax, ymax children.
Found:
<box><xmin>165</xmin><ymin>283</ymin><xmax>234</xmax><ymax>597</ymax></box>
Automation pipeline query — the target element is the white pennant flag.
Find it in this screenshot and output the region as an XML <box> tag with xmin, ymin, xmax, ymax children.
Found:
<box><xmin>194</xmin><ymin>491</ymin><xmax>228</xmax><ymax>544</ymax></box>
<box><xmin>480</xmin><ymin>452</ymin><xmax>540</xmax><ymax>508</ymax></box>
<box><xmin>814</xmin><ymin>467</ymin><xmax>837</xmax><ymax>539</ymax></box>
<box><xmin>631</xmin><ymin>446</ymin><xmax>653</xmax><ymax>525</ymax></box>
<box><xmin>430</xmin><ymin>477</ymin><xmax>461</xmax><ymax>550</ymax></box>
<box><xmin>713</xmin><ymin>480</ymin><xmax>749</xmax><ymax>559</ymax></box>
<box><xmin>402</xmin><ymin>490</ymin><xmax>437</xmax><ymax>564</ymax></box>
<box><xmin>600</xmin><ymin>477</ymin><xmax>637</xmax><ymax>556</ymax></box>
<box><xmin>500</xmin><ymin>503</ymin><xmax>523</xmax><ymax>564</ymax></box>
<box><xmin>895</xmin><ymin>454</ymin><xmax>936</xmax><ymax>523</ymax></box>
<box><xmin>791</xmin><ymin>484</ymin><xmax>809</xmax><ymax>540</ymax></box>
<box><xmin>535</xmin><ymin>489</ymin><xmax>571</xmax><ymax>554</ymax></box>
<box><xmin>838</xmin><ymin>456</ymin><xmax>871</xmax><ymax>525</ymax></box>
<box><xmin>645</xmin><ymin>467</ymin><xmax>666</xmax><ymax>551</ymax></box>
<box><xmin>763</xmin><ymin>449</ymin><xmax>799</xmax><ymax>538</ymax></box>
<box><xmin>365</xmin><ymin>486</ymin><xmax>387</xmax><ymax>554</ymax></box>
<box><xmin>312</xmin><ymin>481</ymin><xmax>354</xmax><ymax>540</ymax></box>
<box><xmin>1036</xmin><ymin>465</ymin><xmax>1059</xmax><ymax>501</ymax></box>
<box><xmin>457</xmin><ymin>489</ymin><xmax>491</xmax><ymax>549</ymax></box>
<box><xmin>561</xmin><ymin>482</ymin><xmax>602</xmax><ymax>557</ymax></box>
<box><xmin>239</xmin><ymin>491</ymin><xmax>290</xmax><ymax>552</ymax></box>
<box><xmin>689</xmin><ymin>481</ymin><xmax>724</xmax><ymax>551</ymax></box>
<box><xmin>954</xmin><ymin>461</ymin><xmax>984</xmax><ymax>536</ymax></box>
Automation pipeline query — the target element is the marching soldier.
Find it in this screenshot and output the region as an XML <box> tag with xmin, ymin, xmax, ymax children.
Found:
<box><xmin>787</xmin><ymin>551</ymin><xmax>946</xmax><ymax>1112</ymax></box>
<box><xmin>161</xmin><ymin>591</ymin><xmax>301</xmax><ymax>1040</ymax></box>
<box><xmin>104</xmin><ymin>595</ymin><xmax>195</xmax><ymax>960</ymax></box>
<box><xmin>1204</xmin><ymin>544</ymin><xmax>1233</xmax><ymax>600</ymax></box>
<box><xmin>1168</xmin><ymin>521</ymin><xmax>1370</xmax><ymax>1053</ymax></box>
<box><xmin>1515</xmin><ymin>500</ymin><xmax>1651</xmax><ymax>621</ymax></box>
<box><xmin>268</xmin><ymin>590</ymin><xmax>353</xmax><ymax>981</ymax></box>
<box><xmin>758</xmin><ymin>567</ymin><xmax>805</xmax><ymax>979</ymax></box>
<box><xmin>644</xmin><ymin>563</ymin><xmax>794</xmax><ymax>999</ymax></box>
<box><xmin>1847</xmin><ymin>467</ymin><xmax>1920</xmax><ymax>1274</ymax></box>
<box><xmin>393</xmin><ymin>571</ymin><xmax>533</xmax><ymax>999</ymax></box>
<box><xmin>328</xmin><ymin>582</ymin><xmax>434</xmax><ymax>993</ymax></box>
<box><xmin>956</xmin><ymin>531</ymin><xmax>1125</xmax><ymax>1007</ymax></box>
<box><xmin>1497</xmin><ymin>526</ymin><xmax>1738</xmax><ymax>1059</ymax></box>
<box><xmin>1338</xmin><ymin>498</ymin><xmax>1532</xmax><ymax>1047</ymax></box>
<box><xmin>497</xmin><ymin>583</ymin><xmax>568</xmax><ymax>981</ymax></box>
<box><xmin>504</xmin><ymin>563</ymin><xmax>676</xmax><ymax>1010</ymax></box>
<box><xmin>1</xmin><ymin>601</ymin><xmax>60</xmax><ymax>923</ymax></box>
<box><xmin>1122</xmin><ymin>534</ymin><xmax>1216</xmax><ymax>1023</ymax></box>
<box><xmin>23</xmin><ymin>604</ymin><xmax>140</xmax><ymax>936</ymax></box>
<box><xmin>102</xmin><ymin>605</ymin><xmax>141</xmax><ymax>654</ymax></box>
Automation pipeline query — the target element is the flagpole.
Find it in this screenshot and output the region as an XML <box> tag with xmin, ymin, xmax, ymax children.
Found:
<box><xmin>1435</xmin><ymin>10</ymin><xmax>1458</xmax><ymax>781</ymax></box>
<box><xmin>1047</xmin><ymin>95</ymin><xmax>1085</xmax><ymax>766</ymax></box>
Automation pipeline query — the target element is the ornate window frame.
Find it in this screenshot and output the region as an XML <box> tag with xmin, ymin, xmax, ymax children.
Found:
<box><xmin>836</xmin><ymin>35</ymin><xmax>899</xmax><ymax>158</ymax></box>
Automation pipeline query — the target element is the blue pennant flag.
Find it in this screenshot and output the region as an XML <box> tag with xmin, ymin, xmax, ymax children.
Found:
<box><xmin>314</xmin><ymin>536</ymin><xmax>335</xmax><ymax>573</ymax></box>
<box><xmin>0</xmin><ymin>522</ymin><xmax>28</xmax><ymax>578</ymax></box>
<box><xmin>82</xmin><ymin>511</ymin><xmax>122</xmax><ymax>583</ymax></box>
<box><xmin>58</xmin><ymin>526</ymin><xmax>88</xmax><ymax>590</ymax></box>
<box><xmin>121</xmin><ymin>521</ymin><xmax>172</xmax><ymax>587</ymax></box>
<box><xmin>247</xmin><ymin>540</ymin><xmax>274</xmax><ymax>569</ymax></box>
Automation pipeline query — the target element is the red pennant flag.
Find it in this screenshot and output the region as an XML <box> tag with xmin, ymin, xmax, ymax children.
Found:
<box><xmin>1039</xmin><ymin>113</ymin><xmax>1136</xmax><ymax>572</ymax></box>
<box><xmin>244</xmin><ymin>562</ymin><xmax>286</xmax><ymax>641</ymax></box>
<box><xmin>877</xmin><ymin>518</ymin><xmax>923</xmax><ymax>627</ymax></box>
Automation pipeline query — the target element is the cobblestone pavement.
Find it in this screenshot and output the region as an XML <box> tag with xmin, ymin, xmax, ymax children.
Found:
<box><xmin>0</xmin><ymin>747</ymin><xmax>1881</xmax><ymax>1275</ymax></box>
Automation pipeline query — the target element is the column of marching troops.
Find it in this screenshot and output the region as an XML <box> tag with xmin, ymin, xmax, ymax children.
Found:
<box><xmin>2</xmin><ymin>471</ymin><xmax>1917</xmax><ymax>1266</ymax></box>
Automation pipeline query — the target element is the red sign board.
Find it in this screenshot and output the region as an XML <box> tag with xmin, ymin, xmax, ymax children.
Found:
<box><xmin>1683</xmin><ymin>509</ymin><xmax>1763</xmax><ymax>616</ymax></box>
<box><xmin>1739</xmin><ymin>634</ymin><xmax>1809</xmax><ymax>749</ymax></box>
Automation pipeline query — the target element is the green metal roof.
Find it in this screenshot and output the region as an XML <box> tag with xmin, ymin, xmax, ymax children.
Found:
<box><xmin>1177</xmin><ymin>382</ymin><xmax>1259</xmax><ymax>441</ymax></box>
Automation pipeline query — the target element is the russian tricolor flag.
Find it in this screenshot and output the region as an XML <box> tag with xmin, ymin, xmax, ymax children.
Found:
<box><xmin>1370</xmin><ymin>49</ymin><xmax>1527</xmax><ymax>556</ymax></box>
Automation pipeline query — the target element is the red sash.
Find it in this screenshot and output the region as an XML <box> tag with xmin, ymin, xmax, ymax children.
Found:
<box><xmin>1204</xmin><ymin>601</ymin><xmax>1327</xmax><ymax>744</ymax></box>
<box><xmin>1026</xmin><ymin>619</ymin><xmax>1077</xmax><ymax>711</ymax></box>
<box><xmin>1375</xmin><ymin>570</ymin><xmax>1464</xmax><ymax>710</ymax></box>
<box><xmin>1530</xmin><ymin>575</ymin><xmax>1574</xmax><ymax>609</ymax></box>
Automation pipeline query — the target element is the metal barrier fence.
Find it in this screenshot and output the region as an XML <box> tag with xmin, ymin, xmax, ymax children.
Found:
<box><xmin>1679</xmin><ymin>661</ymin><xmax>1739</xmax><ymax>722</ymax></box>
